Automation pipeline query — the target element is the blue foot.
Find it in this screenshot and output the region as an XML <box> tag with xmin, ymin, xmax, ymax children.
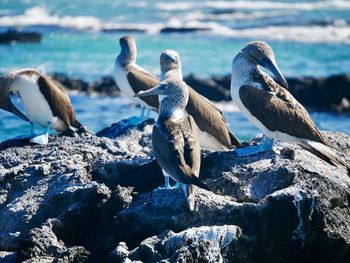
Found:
<box><xmin>154</xmin><ymin>176</ymin><xmax>180</xmax><ymax>191</ymax></box>
<box><xmin>30</xmin><ymin>133</ymin><xmax>49</xmax><ymax>145</ymax></box>
<box><xmin>235</xmin><ymin>137</ymin><xmax>274</xmax><ymax>157</ymax></box>
<box><xmin>30</xmin><ymin>122</ymin><xmax>51</xmax><ymax>145</ymax></box>
<box><xmin>125</xmin><ymin>116</ymin><xmax>149</xmax><ymax>126</ymax></box>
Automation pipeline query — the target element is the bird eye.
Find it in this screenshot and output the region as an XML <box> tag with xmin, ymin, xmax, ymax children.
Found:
<box><xmin>164</xmin><ymin>85</ymin><xmax>169</xmax><ymax>90</ymax></box>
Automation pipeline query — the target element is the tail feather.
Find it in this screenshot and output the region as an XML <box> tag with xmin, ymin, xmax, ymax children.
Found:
<box><xmin>188</xmin><ymin>174</ymin><xmax>210</xmax><ymax>191</ymax></box>
<box><xmin>300</xmin><ymin>140</ymin><xmax>350</xmax><ymax>172</ymax></box>
<box><xmin>182</xmin><ymin>184</ymin><xmax>195</xmax><ymax>211</ymax></box>
<box><xmin>229</xmin><ymin>131</ymin><xmax>241</xmax><ymax>147</ymax></box>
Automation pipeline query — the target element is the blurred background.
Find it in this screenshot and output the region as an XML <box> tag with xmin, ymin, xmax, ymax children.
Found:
<box><xmin>0</xmin><ymin>0</ymin><xmax>349</xmax><ymax>141</ymax></box>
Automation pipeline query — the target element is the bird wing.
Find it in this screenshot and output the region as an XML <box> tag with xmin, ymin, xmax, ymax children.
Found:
<box><xmin>126</xmin><ymin>64</ymin><xmax>159</xmax><ymax>110</ymax></box>
<box><xmin>186</xmin><ymin>87</ymin><xmax>240</xmax><ymax>148</ymax></box>
<box><xmin>152</xmin><ymin>116</ymin><xmax>208</xmax><ymax>190</ymax></box>
<box><xmin>239</xmin><ymin>81</ymin><xmax>333</xmax><ymax>147</ymax></box>
<box><xmin>38</xmin><ymin>75</ymin><xmax>81</xmax><ymax>129</ymax></box>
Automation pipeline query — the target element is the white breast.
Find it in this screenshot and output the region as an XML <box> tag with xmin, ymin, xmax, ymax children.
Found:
<box><xmin>11</xmin><ymin>76</ymin><xmax>64</xmax><ymax>130</ymax></box>
<box><xmin>114</xmin><ymin>60</ymin><xmax>152</xmax><ymax>109</ymax></box>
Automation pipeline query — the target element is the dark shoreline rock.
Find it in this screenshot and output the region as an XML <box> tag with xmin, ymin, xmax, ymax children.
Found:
<box><xmin>160</xmin><ymin>27</ymin><xmax>211</xmax><ymax>33</ymax></box>
<box><xmin>0</xmin><ymin>119</ymin><xmax>349</xmax><ymax>262</ymax></box>
<box><xmin>49</xmin><ymin>72</ymin><xmax>350</xmax><ymax>114</ymax></box>
<box><xmin>0</xmin><ymin>29</ymin><xmax>42</xmax><ymax>44</ymax></box>
<box><xmin>0</xmin><ymin>70</ymin><xmax>348</xmax><ymax>113</ymax></box>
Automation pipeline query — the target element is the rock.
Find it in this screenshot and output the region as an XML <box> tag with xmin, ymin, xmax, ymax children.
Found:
<box><xmin>123</xmin><ymin>225</ymin><xmax>242</xmax><ymax>262</ymax></box>
<box><xmin>96</xmin><ymin>117</ymin><xmax>155</xmax><ymax>139</ymax></box>
<box><xmin>288</xmin><ymin>74</ymin><xmax>350</xmax><ymax>113</ymax></box>
<box><xmin>0</xmin><ymin>118</ymin><xmax>349</xmax><ymax>262</ymax></box>
<box><xmin>0</xmin><ymin>121</ymin><xmax>158</xmax><ymax>262</ymax></box>
<box><xmin>89</xmin><ymin>76</ymin><xmax>121</xmax><ymax>96</ymax></box>
<box><xmin>51</xmin><ymin>73</ymin><xmax>90</xmax><ymax>93</ymax></box>
<box><xmin>0</xmin><ymin>251</ymin><xmax>16</xmax><ymax>263</ymax></box>
<box><xmin>0</xmin><ymin>29</ymin><xmax>42</xmax><ymax>44</ymax></box>
<box><xmin>160</xmin><ymin>27</ymin><xmax>211</xmax><ymax>33</ymax></box>
<box><xmin>23</xmin><ymin>71</ymin><xmax>349</xmax><ymax>113</ymax></box>
<box><xmin>184</xmin><ymin>74</ymin><xmax>231</xmax><ymax>101</ymax></box>
<box><xmin>113</xmin><ymin>132</ymin><xmax>350</xmax><ymax>262</ymax></box>
<box><xmin>102</xmin><ymin>28</ymin><xmax>146</xmax><ymax>33</ymax></box>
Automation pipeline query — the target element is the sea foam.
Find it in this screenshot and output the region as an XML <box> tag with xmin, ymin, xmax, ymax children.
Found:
<box><xmin>1</xmin><ymin>5</ymin><xmax>349</xmax><ymax>44</ymax></box>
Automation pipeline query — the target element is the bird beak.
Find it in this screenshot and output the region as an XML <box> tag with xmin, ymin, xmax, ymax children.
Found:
<box><xmin>134</xmin><ymin>84</ymin><xmax>166</xmax><ymax>97</ymax></box>
<box><xmin>260</xmin><ymin>57</ymin><xmax>288</xmax><ymax>89</ymax></box>
<box><xmin>2</xmin><ymin>98</ymin><xmax>30</xmax><ymax>122</ymax></box>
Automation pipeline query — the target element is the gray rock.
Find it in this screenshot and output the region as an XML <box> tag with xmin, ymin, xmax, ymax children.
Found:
<box><xmin>0</xmin><ymin>251</ymin><xmax>16</xmax><ymax>263</ymax></box>
<box><xmin>124</xmin><ymin>225</ymin><xmax>242</xmax><ymax>263</ymax></box>
<box><xmin>0</xmin><ymin>122</ymin><xmax>349</xmax><ymax>262</ymax></box>
<box><xmin>114</xmin><ymin>132</ymin><xmax>350</xmax><ymax>262</ymax></box>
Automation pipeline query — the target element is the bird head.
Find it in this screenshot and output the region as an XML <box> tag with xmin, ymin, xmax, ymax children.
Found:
<box><xmin>241</xmin><ymin>41</ymin><xmax>288</xmax><ymax>89</ymax></box>
<box><xmin>0</xmin><ymin>75</ymin><xmax>29</xmax><ymax>122</ymax></box>
<box><xmin>160</xmin><ymin>50</ymin><xmax>181</xmax><ymax>71</ymax></box>
<box><xmin>118</xmin><ymin>36</ymin><xmax>137</xmax><ymax>64</ymax></box>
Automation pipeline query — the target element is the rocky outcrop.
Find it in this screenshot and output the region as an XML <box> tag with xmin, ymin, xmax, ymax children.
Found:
<box><xmin>51</xmin><ymin>73</ymin><xmax>350</xmax><ymax>113</ymax></box>
<box><xmin>2</xmin><ymin>68</ymin><xmax>348</xmax><ymax>112</ymax></box>
<box><xmin>0</xmin><ymin>119</ymin><xmax>349</xmax><ymax>262</ymax></box>
<box><xmin>160</xmin><ymin>27</ymin><xmax>211</xmax><ymax>33</ymax></box>
<box><xmin>0</xmin><ymin>29</ymin><xmax>42</xmax><ymax>44</ymax></box>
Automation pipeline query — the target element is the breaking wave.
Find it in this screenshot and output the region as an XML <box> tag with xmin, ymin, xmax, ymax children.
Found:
<box><xmin>0</xmin><ymin>6</ymin><xmax>349</xmax><ymax>44</ymax></box>
<box><xmin>155</xmin><ymin>0</ymin><xmax>350</xmax><ymax>11</ymax></box>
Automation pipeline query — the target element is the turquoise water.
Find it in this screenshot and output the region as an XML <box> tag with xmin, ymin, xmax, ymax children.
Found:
<box><xmin>0</xmin><ymin>0</ymin><xmax>349</xmax><ymax>142</ymax></box>
<box><xmin>0</xmin><ymin>0</ymin><xmax>350</xmax><ymax>79</ymax></box>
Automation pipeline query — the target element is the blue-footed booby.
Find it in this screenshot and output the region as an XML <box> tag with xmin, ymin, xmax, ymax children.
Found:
<box><xmin>0</xmin><ymin>68</ymin><xmax>81</xmax><ymax>144</ymax></box>
<box><xmin>114</xmin><ymin>36</ymin><xmax>159</xmax><ymax>124</ymax></box>
<box><xmin>231</xmin><ymin>41</ymin><xmax>350</xmax><ymax>170</ymax></box>
<box><xmin>160</xmin><ymin>50</ymin><xmax>240</xmax><ymax>151</ymax></box>
<box><xmin>135</xmin><ymin>78</ymin><xmax>210</xmax><ymax>210</ymax></box>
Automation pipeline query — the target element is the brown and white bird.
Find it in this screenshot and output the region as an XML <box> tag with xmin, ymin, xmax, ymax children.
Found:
<box><xmin>115</xmin><ymin>36</ymin><xmax>239</xmax><ymax>150</ymax></box>
<box><xmin>0</xmin><ymin>68</ymin><xmax>81</xmax><ymax>144</ymax></box>
<box><xmin>160</xmin><ymin>50</ymin><xmax>240</xmax><ymax>151</ymax></box>
<box><xmin>114</xmin><ymin>36</ymin><xmax>159</xmax><ymax>122</ymax></box>
<box><xmin>135</xmin><ymin>78</ymin><xmax>210</xmax><ymax>210</ymax></box>
<box><xmin>230</xmin><ymin>41</ymin><xmax>349</xmax><ymax>170</ymax></box>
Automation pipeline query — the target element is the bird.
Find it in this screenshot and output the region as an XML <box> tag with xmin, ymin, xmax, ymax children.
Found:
<box><xmin>114</xmin><ymin>36</ymin><xmax>159</xmax><ymax>125</ymax></box>
<box><xmin>0</xmin><ymin>68</ymin><xmax>82</xmax><ymax>144</ymax></box>
<box><xmin>230</xmin><ymin>41</ymin><xmax>350</xmax><ymax>170</ymax></box>
<box><xmin>160</xmin><ymin>50</ymin><xmax>240</xmax><ymax>151</ymax></box>
<box><xmin>114</xmin><ymin>36</ymin><xmax>240</xmax><ymax>151</ymax></box>
<box><xmin>134</xmin><ymin>78</ymin><xmax>210</xmax><ymax>210</ymax></box>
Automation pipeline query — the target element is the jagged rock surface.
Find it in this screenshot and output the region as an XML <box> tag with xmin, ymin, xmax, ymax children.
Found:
<box><xmin>0</xmin><ymin>121</ymin><xmax>349</xmax><ymax>262</ymax></box>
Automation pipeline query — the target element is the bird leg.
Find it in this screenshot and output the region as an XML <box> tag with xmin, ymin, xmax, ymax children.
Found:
<box><xmin>140</xmin><ymin>107</ymin><xmax>146</xmax><ymax>118</ymax></box>
<box><xmin>144</xmin><ymin>108</ymin><xmax>151</xmax><ymax>118</ymax></box>
<box><xmin>29</xmin><ymin>122</ymin><xmax>35</xmax><ymax>137</ymax></box>
<box><xmin>235</xmin><ymin>137</ymin><xmax>274</xmax><ymax>156</ymax></box>
<box><xmin>154</xmin><ymin>173</ymin><xmax>181</xmax><ymax>191</ymax></box>
<box><xmin>30</xmin><ymin>122</ymin><xmax>51</xmax><ymax>145</ymax></box>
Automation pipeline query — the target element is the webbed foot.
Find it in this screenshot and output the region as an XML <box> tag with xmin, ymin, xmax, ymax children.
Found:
<box><xmin>235</xmin><ymin>137</ymin><xmax>274</xmax><ymax>156</ymax></box>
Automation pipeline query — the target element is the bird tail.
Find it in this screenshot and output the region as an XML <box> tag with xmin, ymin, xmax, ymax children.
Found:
<box><xmin>188</xmin><ymin>174</ymin><xmax>210</xmax><ymax>191</ymax></box>
<box><xmin>229</xmin><ymin>131</ymin><xmax>241</xmax><ymax>147</ymax></box>
<box><xmin>300</xmin><ymin>140</ymin><xmax>350</xmax><ymax>173</ymax></box>
<box><xmin>73</xmin><ymin>119</ymin><xmax>83</xmax><ymax>129</ymax></box>
<box><xmin>182</xmin><ymin>183</ymin><xmax>195</xmax><ymax>211</ymax></box>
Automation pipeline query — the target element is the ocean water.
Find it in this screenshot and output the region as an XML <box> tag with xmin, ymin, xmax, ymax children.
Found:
<box><xmin>0</xmin><ymin>0</ymin><xmax>349</xmax><ymax>142</ymax></box>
